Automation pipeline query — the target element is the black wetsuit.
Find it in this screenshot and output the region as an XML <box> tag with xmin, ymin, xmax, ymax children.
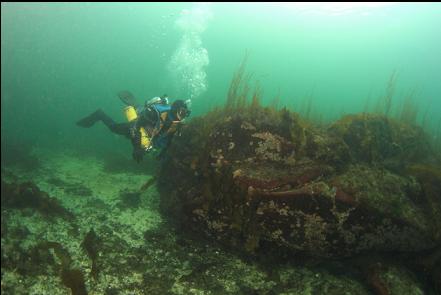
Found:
<box><xmin>77</xmin><ymin>108</ymin><xmax>159</xmax><ymax>160</ymax></box>
<box><xmin>78</xmin><ymin>109</ymin><xmax>132</xmax><ymax>137</ymax></box>
<box><xmin>76</xmin><ymin>105</ymin><xmax>169</xmax><ymax>162</ymax></box>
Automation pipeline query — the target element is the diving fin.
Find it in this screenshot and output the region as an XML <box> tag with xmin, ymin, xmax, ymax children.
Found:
<box><xmin>76</xmin><ymin>109</ymin><xmax>103</xmax><ymax>128</ymax></box>
<box><xmin>118</xmin><ymin>91</ymin><xmax>138</xmax><ymax>107</ymax></box>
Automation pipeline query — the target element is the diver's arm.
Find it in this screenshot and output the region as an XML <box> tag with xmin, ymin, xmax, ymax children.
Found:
<box><xmin>132</xmin><ymin>145</ymin><xmax>145</xmax><ymax>163</ymax></box>
<box><xmin>130</xmin><ymin>121</ymin><xmax>145</xmax><ymax>163</ymax></box>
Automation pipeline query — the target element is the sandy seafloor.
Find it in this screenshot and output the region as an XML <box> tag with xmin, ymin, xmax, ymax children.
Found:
<box><xmin>1</xmin><ymin>148</ymin><xmax>425</xmax><ymax>295</ymax></box>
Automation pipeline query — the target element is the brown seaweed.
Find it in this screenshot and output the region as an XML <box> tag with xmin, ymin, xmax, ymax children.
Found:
<box><xmin>36</xmin><ymin>241</ymin><xmax>88</xmax><ymax>295</ymax></box>
<box><xmin>61</xmin><ymin>268</ymin><xmax>88</xmax><ymax>295</ymax></box>
<box><xmin>1</xmin><ymin>179</ymin><xmax>74</xmax><ymax>220</ymax></box>
<box><xmin>81</xmin><ymin>228</ymin><xmax>101</xmax><ymax>279</ymax></box>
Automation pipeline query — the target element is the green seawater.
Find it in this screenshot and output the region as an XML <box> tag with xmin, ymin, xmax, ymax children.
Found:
<box><xmin>1</xmin><ymin>3</ymin><xmax>441</xmax><ymax>295</ymax></box>
<box><xmin>2</xmin><ymin>2</ymin><xmax>441</xmax><ymax>155</ymax></box>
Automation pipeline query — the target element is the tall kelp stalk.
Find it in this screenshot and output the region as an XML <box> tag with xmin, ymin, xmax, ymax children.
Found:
<box><xmin>385</xmin><ymin>70</ymin><xmax>397</xmax><ymax>116</ymax></box>
<box><xmin>270</xmin><ymin>88</ymin><xmax>281</xmax><ymax>111</ymax></box>
<box><xmin>283</xmin><ymin>87</ymin><xmax>326</xmax><ymax>127</ymax></box>
<box><xmin>377</xmin><ymin>70</ymin><xmax>397</xmax><ymax>117</ymax></box>
<box><xmin>226</xmin><ymin>52</ymin><xmax>253</xmax><ymax>111</ymax></box>
<box><xmin>225</xmin><ymin>53</ymin><xmax>263</xmax><ymax>112</ymax></box>
<box><xmin>302</xmin><ymin>88</ymin><xmax>315</xmax><ymax>122</ymax></box>
<box><xmin>421</xmin><ymin>102</ymin><xmax>431</xmax><ymax>131</ymax></box>
<box><xmin>371</xmin><ymin>72</ymin><xmax>434</xmax><ymax>133</ymax></box>
<box><xmin>225</xmin><ymin>56</ymin><xmax>328</xmax><ymax>128</ymax></box>
<box><xmin>250</xmin><ymin>81</ymin><xmax>263</xmax><ymax>112</ymax></box>
<box><xmin>399</xmin><ymin>88</ymin><xmax>419</xmax><ymax>125</ymax></box>
<box><xmin>436</xmin><ymin>118</ymin><xmax>441</xmax><ymax>156</ymax></box>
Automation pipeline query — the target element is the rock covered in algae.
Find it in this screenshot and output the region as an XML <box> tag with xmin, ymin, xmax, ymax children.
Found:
<box><xmin>158</xmin><ymin>106</ymin><xmax>441</xmax><ymax>258</ymax></box>
<box><xmin>328</xmin><ymin>113</ymin><xmax>436</xmax><ymax>166</ymax></box>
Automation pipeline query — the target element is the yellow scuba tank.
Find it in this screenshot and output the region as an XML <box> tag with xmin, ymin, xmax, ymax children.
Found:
<box><xmin>124</xmin><ymin>106</ymin><xmax>138</xmax><ymax>122</ymax></box>
<box><xmin>123</xmin><ymin>106</ymin><xmax>151</xmax><ymax>150</ymax></box>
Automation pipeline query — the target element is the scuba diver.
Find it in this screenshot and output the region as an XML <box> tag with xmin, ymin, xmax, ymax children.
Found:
<box><xmin>76</xmin><ymin>91</ymin><xmax>191</xmax><ymax>163</ymax></box>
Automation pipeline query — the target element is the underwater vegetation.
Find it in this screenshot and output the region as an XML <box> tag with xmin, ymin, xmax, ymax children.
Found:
<box><xmin>1</xmin><ymin>178</ymin><xmax>89</xmax><ymax>293</ymax></box>
<box><xmin>38</xmin><ymin>242</ymin><xmax>88</xmax><ymax>295</ymax></box>
<box><xmin>81</xmin><ymin>229</ymin><xmax>101</xmax><ymax>280</ymax></box>
<box><xmin>158</xmin><ymin>58</ymin><xmax>441</xmax><ymax>293</ymax></box>
<box><xmin>1</xmin><ymin>179</ymin><xmax>74</xmax><ymax>220</ymax></box>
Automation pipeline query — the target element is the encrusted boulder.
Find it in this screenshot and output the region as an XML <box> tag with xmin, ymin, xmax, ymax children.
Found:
<box><xmin>158</xmin><ymin>106</ymin><xmax>441</xmax><ymax>258</ymax></box>
<box><xmin>328</xmin><ymin>114</ymin><xmax>435</xmax><ymax>167</ymax></box>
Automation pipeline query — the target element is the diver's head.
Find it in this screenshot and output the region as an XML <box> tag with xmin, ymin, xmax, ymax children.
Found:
<box><xmin>160</xmin><ymin>94</ymin><xmax>169</xmax><ymax>104</ymax></box>
<box><xmin>171</xmin><ymin>99</ymin><xmax>191</xmax><ymax>120</ymax></box>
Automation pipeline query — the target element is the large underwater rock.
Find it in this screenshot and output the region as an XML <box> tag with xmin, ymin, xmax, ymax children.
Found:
<box><xmin>158</xmin><ymin>107</ymin><xmax>441</xmax><ymax>258</ymax></box>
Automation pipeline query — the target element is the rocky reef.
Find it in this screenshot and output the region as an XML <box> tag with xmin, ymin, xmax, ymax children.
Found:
<box><xmin>1</xmin><ymin>122</ymin><xmax>439</xmax><ymax>294</ymax></box>
<box><xmin>158</xmin><ymin>105</ymin><xmax>441</xmax><ymax>259</ymax></box>
<box><xmin>157</xmin><ymin>94</ymin><xmax>441</xmax><ymax>295</ymax></box>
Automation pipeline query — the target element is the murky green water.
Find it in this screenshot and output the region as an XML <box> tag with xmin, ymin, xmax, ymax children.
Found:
<box><xmin>2</xmin><ymin>3</ymin><xmax>441</xmax><ymax>154</ymax></box>
<box><xmin>1</xmin><ymin>3</ymin><xmax>441</xmax><ymax>294</ymax></box>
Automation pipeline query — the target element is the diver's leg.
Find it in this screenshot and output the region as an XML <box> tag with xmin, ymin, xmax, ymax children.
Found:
<box><xmin>76</xmin><ymin>109</ymin><xmax>130</xmax><ymax>137</ymax></box>
<box><xmin>110</xmin><ymin>122</ymin><xmax>132</xmax><ymax>137</ymax></box>
<box><xmin>76</xmin><ymin>109</ymin><xmax>106</xmax><ymax>128</ymax></box>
